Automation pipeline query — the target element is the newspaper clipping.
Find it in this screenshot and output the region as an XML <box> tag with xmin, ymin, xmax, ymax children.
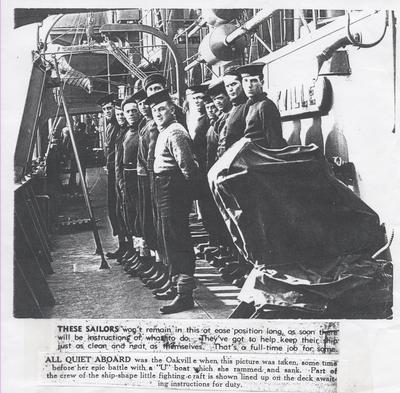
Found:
<box><xmin>2</xmin><ymin>1</ymin><xmax>400</xmax><ymax>393</ymax></box>
<box><xmin>41</xmin><ymin>320</ymin><xmax>339</xmax><ymax>391</ymax></box>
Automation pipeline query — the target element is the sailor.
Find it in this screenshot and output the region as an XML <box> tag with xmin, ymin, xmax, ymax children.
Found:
<box><xmin>220</xmin><ymin>66</ymin><xmax>249</xmax><ymax>155</ymax></box>
<box><xmin>185</xmin><ymin>84</ymin><xmax>209</xmax><ymax>179</ymax></box>
<box><xmin>236</xmin><ymin>62</ymin><xmax>287</xmax><ymax>148</ymax></box>
<box><xmin>143</xmin><ymin>73</ymin><xmax>187</xmax><ymax>128</ymax></box>
<box><xmin>113</xmin><ymin>99</ymin><xmax>131</xmax><ymax>263</ymax></box>
<box><xmin>207</xmin><ymin>79</ymin><xmax>232</xmax><ymax>163</ymax></box>
<box><xmin>204</xmin><ymin>95</ymin><xmax>220</xmax><ymax>172</ymax></box>
<box><xmin>125</xmin><ymin>89</ymin><xmax>166</xmax><ymax>289</ymax></box>
<box><xmin>138</xmin><ymin>74</ymin><xmax>187</xmax><ymax>297</ymax></box>
<box><xmin>204</xmin><ymin>95</ymin><xmax>219</xmax><ymax>125</ymax></box>
<box><xmin>121</xmin><ymin>95</ymin><xmax>142</xmax><ymax>265</ymax></box>
<box><xmin>97</xmin><ymin>93</ymin><xmax>127</xmax><ymax>259</ymax></box>
<box><xmin>145</xmin><ymin>89</ymin><xmax>198</xmax><ymax>314</ymax></box>
<box><xmin>217</xmin><ymin>63</ymin><xmax>286</xmax><ymax>287</ymax></box>
<box><xmin>186</xmin><ymin>84</ymin><xmax>226</xmax><ymax>246</ymax></box>
<box><xmin>201</xmin><ymin>81</ymin><xmax>234</xmax><ymax>260</ymax></box>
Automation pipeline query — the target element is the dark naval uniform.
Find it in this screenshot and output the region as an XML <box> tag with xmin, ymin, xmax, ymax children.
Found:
<box><xmin>174</xmin><ymin>104</ymin><xmax>187</xmax><ymax>130</ymax></box>
<box><xmin>137</xmin><ymin>117</ymin><xmax>159</xmax><ymax>250</ymax></box>
<box><xmin>189</xmin><ymin>114</ymin><xmax>209</xmax><ymax>173</ymax></box>
<box><xmin>122</xmin><ymin>122</ymin><xmax>141</xmax><ymax>237</ymax></box>
<box><xmin>221</xmin><ymin>93</ymin><xmax>248</xmax><ymax>154</ymax></box>
<box><xmin>244</xmin><ymin>92</ymin><xmax>287</xmax><ymax>148</ymax></box>
<box><xmin>204</xmin><ymin>113</ymin><xmax>233</xmax><ymax>248</ymax></box>
<box><xmin>206</xmin><ymin>119</ymin><xmax>219</xmax><ymax>172</ymax></box>
<box><xmin>105</xmin><ymin>117</ymin><xmax>125</xmax><ymax>236</ymax></box>
<box><xmin>114</xmin><ymin>122</ymin><xmax>129</xmax><ymax>237</ymax></box>
<box><xmin>207</xmin><ymin>111</ymin><xmax>230</xmax><ymax>166</ymax></box>
<box><xmin>188</xmin><ymin>113</ymin><xmax>222</xmax><ymax>244</ymax></box>
<box><xmin>154</xmin><ymin>119</ymin><xmax>198</xmax><ymax>294</ymax></box>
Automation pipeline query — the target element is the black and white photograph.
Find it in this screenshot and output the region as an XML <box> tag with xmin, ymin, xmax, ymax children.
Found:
<box><xmin>3</xmin><ymin>3</ymin><xmax>400</xmax><ymax>393</ymax></box>
<box><xmin>11</xmin><ymin>7</ymin><xmax>397</xmax><ymax>320</ymax></box>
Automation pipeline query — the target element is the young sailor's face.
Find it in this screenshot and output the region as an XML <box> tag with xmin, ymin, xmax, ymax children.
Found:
<box><xmin>187</xmin><ymin>92</ymin><xmax>205</xmax><ymax>111</ymax></box>
<box><xmin>223</xmin><ymin>75</ymin><xmax>243</xmax><ymax>101</ymax></box>
<box><xmin>205</xmin><ymin>102</ymin><xmax>218</xmax><ymax>120</ymax></box>
<box><xmin>115</xmin><ymin>108</ymin><xmax>126</xmax><ymax>126</ymax></box>
<box><xmin>138</xmin><ymin>100</ymin><xmax>151</xmax><ymax>118</ymax></box>
<box><xmin>151</xmin><ymin>101</ymin><xmax>175</xmax><ymax>128</ymax></box>
<box><xmin>146</xmin><ymin>83</ymin><xmax>164</xmax><ymax>97</ymax></box>
<box><xmin>102</xmin><ymin>103</ymin><xmax>114</xmax><ymax>120</ymax></box>
<box><xmin>242</xmin><ymin>75</ymin><xmax>263</xmax><ymax>98</ymax></box>
<box><xmin>212</xmin><ymin>93</ymin><xmax>230</xmax><ymax>112</ymax></box>
<box><xmin>123</xmin><ymin>103</ymin><xmax>140</xmax><ymax>126</ymax></box>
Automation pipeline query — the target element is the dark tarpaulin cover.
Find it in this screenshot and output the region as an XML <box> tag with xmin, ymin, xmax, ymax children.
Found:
<box><xmin>208</xmin><ymin>140</ymin><xmax>383</xmax><ymax>267</ymax></box>
<box><xmin>208</xmin><ymin>140</ymin><xmax>389</xmax><ymax>312</ymax></box>
<box><xmin>236</xmin><ymin>257</ymin><xmax>392</xmax><ymax>314</ymax></box>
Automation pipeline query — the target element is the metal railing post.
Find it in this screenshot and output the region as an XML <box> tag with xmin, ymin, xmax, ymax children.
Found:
<box><xmin>53</xmin><ymin>56</ymin><xmax>109</xmax><ymax>270</ymax></box>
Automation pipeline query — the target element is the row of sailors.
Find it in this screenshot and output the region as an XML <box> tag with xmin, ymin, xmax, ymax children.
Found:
<box><xmin>99</xmin><ymin>62</ymin><xmax>287</xmax><ymax>314</ymax></box>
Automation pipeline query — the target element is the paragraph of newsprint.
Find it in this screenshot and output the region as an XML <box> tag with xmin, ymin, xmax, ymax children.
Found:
<box><xmin>41</xmin><ymin>320</ymin><xmax>339</xmax><ymax>392</ymax></box>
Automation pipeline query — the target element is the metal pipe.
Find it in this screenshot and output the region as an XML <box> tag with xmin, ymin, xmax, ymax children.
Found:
<box><xmin>44</xmin><ymin>43</ymin><xmax>173</xmax><ymax>57</ymax></box>
<box><xmin>254</xmin><ymin>33</ymin><xmax>272</xmax><ymax>53</ymax></box>
<box><xmin>188</xmin><ymin>19</ymin><xmax>207</xmax><ymax>38</ymax></box>
<box><xmin>43</xmin><ymin>14</ymin><xmax>65</xmax><ymax>51</ymax></box>
<box><xmin>36</xmin><ymin>117</ymin><xmax>42</xmax><ymax>158</ymax></box>
<box><xmin>225</xmin><ymin>8</ymin><xmax>275</xmax><ymax>45</ymax></box>
<box><xmin>107</xmin><ymin>51</ymin><xmax>111</xmax><ymax>93</ymax></box>
<box><xmin>53</xmin><ymin>56</ymin><xmax>109</xmax><ymax>270</ymax></box>
<box><xmin>296</xmin><ymin>9</ymin><xmax>312</xmax><ymax>34</ymax></box>
<box><xmin>184</xmin><ymin>57</ymin><xmax>202</xmax><ymax>72</ymax></box>
<box><xmin>312</xmin><ymin>10</ymin><xmax>319</xmax><ymax>30</ymax></box>
<box><xmin>174</xmin><ymin>19</ymin><xmax>198</xmax><ymax>41</ymax></box>
<box><xmin>185</xmin><ymin>31</ymin><xmax>189</xmax><ymax>65</ymax></box>
<box><xmin>36</xmin><ymin>22</ymin><xmax>42</xmax><ymax>50</ymax></box>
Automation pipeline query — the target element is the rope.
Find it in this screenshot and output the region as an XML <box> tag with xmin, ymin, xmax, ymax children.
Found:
<box><xmin>372</xmin><ymin>229</ymin><xmax>395</xmax><ymax>259</ymax></box>
<box><xmin>87</xmin><ymin>166</ymin><xmax>102</xmax><ymax>195</ymax></box>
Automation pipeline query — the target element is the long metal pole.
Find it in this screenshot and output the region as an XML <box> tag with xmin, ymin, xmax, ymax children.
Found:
<box><xmin>53</xmin><ymin>56</ymin><xmax>109</xmax><ymax>270</ymax></box>
<box><xmin>36</xmin><ymin>112</ymin><xmax>42</xmax><ymax>158</ymax></box>
<box><xmin>225</xmin><ymin>8</ymin><xmax>275</xmax><ymax>45</ymax></box>
<box><xmin>107</xmin><ymin>51</ymin><xmax>111</xmax><ymax>94</ymax></box>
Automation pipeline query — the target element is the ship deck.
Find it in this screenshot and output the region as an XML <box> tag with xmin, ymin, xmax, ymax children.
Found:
<box><xmin>43</xmin><ymin>167</ymin><xmax>240</xmax><ymax>319</ymax></box>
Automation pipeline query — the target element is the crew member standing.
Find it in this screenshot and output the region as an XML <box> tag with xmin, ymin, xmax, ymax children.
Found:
<box><xmin>220</xmin><ymin>66</ymin><xmax>249</xmax><ymax>155</ymax></box>
<box><xmin>218</xmin><ymin>63</ymin><xmax>286</xmax><ymax>285</ymax></box>
<box><xmin>126</xmin><ymin>89</ymin><xmax>166</xmax><ymax>289</ymax></box>
<box><xmin>207</xmin><ymin>79</ymin><xmax>232</xmax><ymax>163</ymax></box>
<box><xmin>204</xmin><ymin>95</ymin><xmax>220</xmax><ymax>172</ymax></box>
<box><xmin>143</xmin><ymin>73</ymin><xmax>187</xmax><ymax>129</ymax></box>
<box><xmin>137</xmin><ymin>74</ymin><xmax>185</xmax><ymax>296</ymax></box>
<box><xmin>185</xmin><ymin>84</ymin><xmax>209</xmax><ymax>175</ymax></box>
<box><xmin>236</xmin><ymin>63</ymin><xmax>287</xmax><ymax>148</ymax></box>
<box><xmin>186</xmin><ymin>84</ymin><xmax>223</xmax><ymax>249</ymax></box>
<box><xmin>113</xmin><ymin>100</ymin><xmax>131</xmax><ymax>263</ymax></box>
<box><xmin>121</xmin><ymin>96</ymin><xmax>142</xmax><ymax>265</ymax></box>
<box><xmin>203</xmin><ymin>80</ymin><xmax>234</xmax><ymax>257</ymax></box>
<box><xmin>98</xmin><ymin>94</ymin><xmax>127</xmax><ymax>259</ymax></box>
<box><xmin>145</xmin><ymin>89</ymin><xmax>198</xmax><ymax>314</ymax></box>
